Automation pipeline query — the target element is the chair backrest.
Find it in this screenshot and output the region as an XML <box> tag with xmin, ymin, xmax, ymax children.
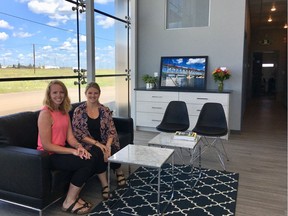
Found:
<box><xmin>156</xmin><ymin>101</ymin><xmax>189</xmax><ymax>132</ymax></box>
<box><xmin>196</xmin><ymin>102</ymin><xmax>227</xmax><ymax>130</ymax></box>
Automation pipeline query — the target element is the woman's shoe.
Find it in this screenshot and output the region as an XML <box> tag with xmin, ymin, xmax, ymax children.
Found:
<box><xmin>102</xmin><ymin>186</ymin><xmax>112</xmax><ymax>200</ymax></box>
<box><xmin>79</xmin><ymin>198</ymin><xmax>92</xmax><ymax>208</ymax></box>
<box><xmin>116</xmin><ymin>172</ymin><xmax>127</xmax><ymax>187</ymax></box>
<box><xmin>61</xmin><ymin>198</ymin><xmax>91</xmax><ymax>215</ymax></box>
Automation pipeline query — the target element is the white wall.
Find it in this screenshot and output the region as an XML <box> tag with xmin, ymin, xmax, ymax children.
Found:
<box><xmin>134</xmin><ymin>0</ymin><xmax>246</xmax><ymax>131</ymax></box>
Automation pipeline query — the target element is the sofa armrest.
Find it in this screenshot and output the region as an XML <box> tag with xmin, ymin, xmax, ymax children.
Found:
<box><xmin>113</xmin><ymin>117</ymin><xmax>134</xmax><ymax>144</ymax></box>
<box><xmin>0</xmin><ymin>146</ymin><xmax>52</xmax><ymax>199</ymax></box>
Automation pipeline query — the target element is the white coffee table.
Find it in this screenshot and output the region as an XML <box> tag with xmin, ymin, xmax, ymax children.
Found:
<box><xmin>148</xmin><ymin>132</ymin><xmax>202</xmax><ymax>188</ymax></box>
<box><xmin>107</xmin><ymin>144</ymin><xmax>175</xmax><ymax>215</ymax></box>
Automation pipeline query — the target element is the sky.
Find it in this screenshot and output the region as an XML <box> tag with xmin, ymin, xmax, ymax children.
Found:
<box><xmin>0</xmin><ymin>0</ymin><xmax>117</xmax><ymax>68</ymax></box>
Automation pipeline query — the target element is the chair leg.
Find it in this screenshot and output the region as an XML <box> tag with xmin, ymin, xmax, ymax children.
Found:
<box><xmin>219</xmin><ymin>138</ymin><xmax>229</xmax><ymax>161</ymax></box>
<box><xmin>212</xmin><ymin>144</ymin><xmax>226</xmax><ymax>170</ymax></box>
<box><xmin>198</xmin><ymin>136</ymin><xmax>229</xmax><ymax>171</ymax></box>
<box><xmin>199</xmin><ymin>137</ymin><xmax>210</xmax><ymax>155</ymax></box>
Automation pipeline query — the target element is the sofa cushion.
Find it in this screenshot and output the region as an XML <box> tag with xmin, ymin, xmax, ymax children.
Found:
<box><xmin>0</xmin><ymin>112</ymin><xmax>39</xmax><ymax>149</ymax></box>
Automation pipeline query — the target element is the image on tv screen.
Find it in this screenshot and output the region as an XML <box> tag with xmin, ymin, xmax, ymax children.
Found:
<box><xmin>159</xmin><ymin>56</ymin><xmax>208</xmax><ymax>90</ymax></box>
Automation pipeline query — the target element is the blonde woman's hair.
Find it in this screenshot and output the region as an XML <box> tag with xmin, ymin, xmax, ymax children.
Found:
<box><xmin>85</xmin><ymin>81</ymin><xmax>101</xmax><ymax>94</ymax></box>
<box><xmin>43</xmin><ymin>80</ymin><xmax>71</xmax><ymax>114</ymax></box>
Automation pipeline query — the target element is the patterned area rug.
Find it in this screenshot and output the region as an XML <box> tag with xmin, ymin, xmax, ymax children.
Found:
<box><xmin>89</xmin><ymin>164</ymin><xmax>239</xmax><ymax>216</ymax></box>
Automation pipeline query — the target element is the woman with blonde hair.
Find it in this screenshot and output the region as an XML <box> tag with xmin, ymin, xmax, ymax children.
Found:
<box><xmin>37</xmin><ymin>80</ymin><xmax>94</xmax><ymax>214</ymax></box>
<box><xmin>72</xmin><ymin>82</ymin><xmax>126</xmax><ymax>200</ymax></box>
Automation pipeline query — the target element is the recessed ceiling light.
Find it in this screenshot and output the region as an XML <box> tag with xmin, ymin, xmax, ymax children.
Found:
<box><xmin>268</xmin><ymin>15</ymin><xmax>272</xmax><ymax>22</ymax></box>
<box><xmin>271</xmin><ymin>5</ymin><xmax>276</xmax><ymax>11</ymax></box>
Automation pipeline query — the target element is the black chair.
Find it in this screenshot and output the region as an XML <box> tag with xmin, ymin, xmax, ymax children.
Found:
<box><xmin>192</xmin><ymin>102</ymin><xmax>229</xmax><ymax>170</ymax></box>
<box><xmin>156</xmin><ymin>101</ymin><xmax>190</xmax><ymax>133</ymax></box>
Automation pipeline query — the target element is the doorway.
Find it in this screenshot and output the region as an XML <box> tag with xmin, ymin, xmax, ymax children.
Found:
<box><xmin>252</xmin><ymin>51</ymin><xmax>279</xmax><ymax>98</ymax></box>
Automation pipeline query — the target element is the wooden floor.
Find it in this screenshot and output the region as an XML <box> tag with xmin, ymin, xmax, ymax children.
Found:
<box><xmin>0</xmin><ymin>96</ymin><xmax>287</xmax><ymax>216</ymax></box>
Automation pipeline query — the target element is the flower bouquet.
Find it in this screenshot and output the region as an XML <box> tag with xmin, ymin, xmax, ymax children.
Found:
<box><xmin>212</xmin><ymin>67</ymin><xmax>231</xmax><ymax>92</ymax></box>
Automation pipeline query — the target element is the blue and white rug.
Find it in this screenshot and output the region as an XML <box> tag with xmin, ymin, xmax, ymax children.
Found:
<box><xmin>89</xmin><ymin>164</ymin><xmax>239</xmax><ymax>216</ymax></box>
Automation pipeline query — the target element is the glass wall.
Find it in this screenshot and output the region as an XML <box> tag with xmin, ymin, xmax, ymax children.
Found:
<box><xmin>0</xmin><ymin>0</ymin><xmax>131</xmax><ymax>117</ymax></box>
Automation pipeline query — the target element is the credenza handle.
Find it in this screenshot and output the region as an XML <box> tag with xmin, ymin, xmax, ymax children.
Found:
<box><xmin>196</xmin><ymin>109</ymin><xmax>201</xmax><ymax>111</ymax></box>
<box><xmin>152</xmin><ymin>107</ymin><xmax>162</xmax><ymax>109</ymax></box>
<box><xmin>151</xmin><ymin>96</ymin><xmax>162</xmax><ymax>98</ymax></box>
<box><xmin>196</xmin><ymin>97</ymin><xmax>208</xmax><ymax>100</ymax></box>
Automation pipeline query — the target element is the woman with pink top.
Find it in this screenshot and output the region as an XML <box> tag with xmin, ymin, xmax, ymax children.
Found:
<box><xmin>37</xmin><ymin>80</ymin><xmax>94</xmax><ymax>215</ymax></box>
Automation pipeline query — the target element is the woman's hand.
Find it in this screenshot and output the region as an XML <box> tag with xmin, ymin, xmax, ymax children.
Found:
<box><xmin>106</xmin><ymin>146</ymin><xmax>111</xmax><ymax>157</ymax></box>
<box><xmin>73</xmin><ymin>145</ymin><xmax>92</xmax><ymax>159</ymax></box>
<box><xmin>95</xmin><ymin>141</ymin><xmax>106</xmax><ymax>153</ymax></box>
<box><xmin>103</xmin><ymin>145</ymin><xmax>111</xmax><ymax>162</ymax></box>
<box><xmin>94</xmin><ymin>141</ymin><xmax>111</xmax><ymax>162</ymax></box>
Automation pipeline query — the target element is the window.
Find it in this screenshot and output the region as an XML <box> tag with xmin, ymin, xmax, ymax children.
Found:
<box><xmin>0</xmin><ymin>0</ymin><xmax>131</xmax><ymax>117</ymax></box>
<box><xmin>166</xmin><ymin>0</ymin><xmax>210</xmax><ymax>29</ymax></box>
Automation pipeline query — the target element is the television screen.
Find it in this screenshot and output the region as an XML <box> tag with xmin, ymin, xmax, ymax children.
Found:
<box><xmin>159</xmin><ymin>56</ymin><xmax>208</xmax><ymax>90</ymax></box>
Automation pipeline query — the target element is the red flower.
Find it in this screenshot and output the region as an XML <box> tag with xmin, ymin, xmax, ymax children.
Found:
<box><xmin>212</xmin><ymin>67</ymin><xmax>231</xmax><ymax>82</ymax></box>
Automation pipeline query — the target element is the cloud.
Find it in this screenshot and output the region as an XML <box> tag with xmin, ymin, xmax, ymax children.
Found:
<box><xmin>65</xmin><ymin>35</ymin><xmax>86</xmax><ymax>47</ymax></box>
<box><xmin>95</xmin><ymin>45</ymin><xmax>115</xmax><ymax>64</ymax></box>
<box><xmin>102</xmin><ymin>45</ymin><xmax>114</xmax><ymax>51</ymax></box>
<box><xmin>17</xmin><ymin>53</ymin><xmax>25</xmax><ymax>59</ymax></box>
<box><xmin>59</xmin><ymin>40</ymin><xmax>76</xmax><ymax>52</ymax></box>
<box><xmin>0</xmin><ymin>20</ymin><xmax>14</xmax><ymax>30</ymax></box>
<box><xmin>60</xmin><ymin>41</ymin><xmax>72</xmax><ymax>49</ymax></box>
<box><xmin>48</xmin><ymin>14</ymin><xmax>69</xmax><ymax>24</ymax></box>
<box><xmin>43</xmin><ymin>45</ymin><xmax>52</xmax><ymax>50</ymax></box>
<box><xmin>24</xmin><ymin>0</ymin><xmax>113</xmax><ymax>29</ymax></box>
<box><xmin>46</xmin><ymin>21</ymin><xmax>60</xmax><ymax>27</ymax></box>
<box><xmin>187</xmin><ymin>58</ymin><xmax>206</xmax><ymax>64</ymax></box>
<box><xmin>79</xmin><ymin>35</ymin><xmax>86</xmax><ymax>42</ymax></box>
<box><xmin>0</xmin><ymin>32</ymin><xmax>9</xmax><ymax>40</ymax></box>
<box><xmin>96</xmin><ymin>16</ymin><xmax>115</xmax><ymax>29</ymax></box>
<box><xmin>13</xmin><ymin>31</ymin><xmax>33</xmax><ymax>38</ymax></box>
<box><xmin>71</xmin><ymin>38</ymin><xmax>77</xmax><ymax>45</ymax></box>
<box><xmin>27</xmin><ymin>0</ymin><xmax>74</xmax><ymax>24</ymax></box>
<box><xmin>2</xmin><ymin>52</ymin><xmax>12</xmax><ymax>57</ymax></box>
<box><xmin>49</xmin><ymin>37</ymin><xmax>59</xmax><ymax>42</ymax></box>
<box><xmin>176</xmin><ymin>58</ymin><xmax>183</xmax><ymax>64</ymax></box>
<box><xmin>28</xmin><ymin>0</ymin><xmax>58</xmax><ymax>14</ymax></box>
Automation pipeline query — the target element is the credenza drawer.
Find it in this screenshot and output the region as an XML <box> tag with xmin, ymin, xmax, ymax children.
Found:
<box><xmin>179</xmin><ymin>92</ymin><xmax>229</xmax><ymax>105</ymax></box>
<box><xmin>136</xmin><ymin>112</ymin><xmax>162</xmax><ymax>127</ymax></box>
<box><xmin>136</xmin><ymin>91</ymin><xmax>178</xmax><ymax>102</ymax></box>
<box><xmin>186</xmin><ymin>104</ymin><xmax>229</xmax><ymax>116</ymax></box>
<box><xmin>136</xmin><ymin>102</ymin><xmax>168</xmax><ymax>114</ymax></box>
<box><xmin>186</xmin><ymin>104</ymin><xmax>203</xmax><ymax>115</ymax></box>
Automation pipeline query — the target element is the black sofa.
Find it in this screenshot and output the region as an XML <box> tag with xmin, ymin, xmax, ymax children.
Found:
<box><xmin>0</xmin><ymin>102</ymin><xmax>133</xmax><ymax>215</ymax></box>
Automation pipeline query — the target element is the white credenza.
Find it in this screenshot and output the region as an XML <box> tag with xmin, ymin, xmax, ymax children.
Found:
<box><xmin>135</xmin><ymin>89</ymin><xmax>231</xmax><ymax>138</ymax></box>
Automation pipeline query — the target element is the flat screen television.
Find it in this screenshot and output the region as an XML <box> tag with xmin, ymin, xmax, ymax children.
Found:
<box><xmin>159</xmin><ymin>56</ymin><xmax>208</xmax><ymax>90</ymax></box>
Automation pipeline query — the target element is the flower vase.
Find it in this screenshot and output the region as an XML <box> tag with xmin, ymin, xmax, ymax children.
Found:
<box><xmin>218</xmin><ymin>81</ymin><xmax>224</xmax><ymax>92</ymax></box>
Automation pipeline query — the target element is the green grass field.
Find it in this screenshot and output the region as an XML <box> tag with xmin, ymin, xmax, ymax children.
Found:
<box><xmin>0</xmin><ymin>68</ymin><xmax>117</xmax><ymax>93</ymax></box>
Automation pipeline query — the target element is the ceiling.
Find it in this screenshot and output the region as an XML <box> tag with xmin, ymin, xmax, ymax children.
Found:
<box><xmin>248</xmin><ymin>0</ymin><xmax>287</xmax><ymax>30</ymax></box>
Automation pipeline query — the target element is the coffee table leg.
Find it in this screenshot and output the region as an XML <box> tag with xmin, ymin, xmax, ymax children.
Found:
<box><xmin>158</xmin><ymin>153</ymin><xmax>175</xmax><ymax>215</ymax></box>
<box><xmin>108</xmin><ymin>161</ymin><xmax>111</xmax><ymax>206</ymax></box>
<box><xmin>157</xmin><ymin>167</ymin><xmax>161</xmax><ymax>215</ymax></box>
<box><xmin>172</xmin><ymin>153</ymin><xmax>174</xmax><ymax>195</ymax></box>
